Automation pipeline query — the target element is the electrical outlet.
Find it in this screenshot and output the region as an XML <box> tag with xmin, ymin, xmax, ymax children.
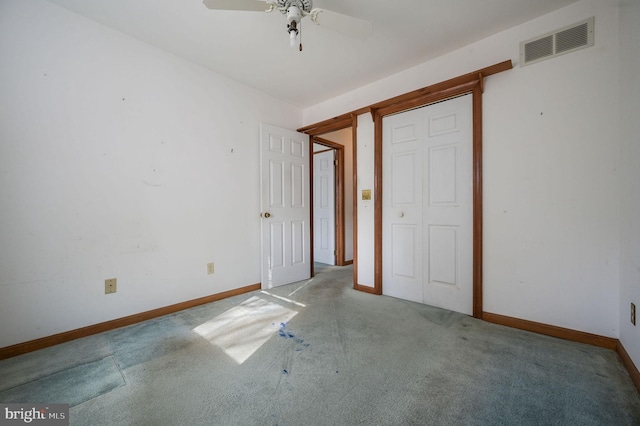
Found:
<box><xmin>105</xmin><ymin>278</ymin><xmax>117</xmax><ymax>294</ymax></box>
<box><xmin>207</xmin><ymin>262</ymin><xmax>215</xmax><ymax>275</ymax></box>
<box><xmin>632</xmin><ymin>303</ymin><xmax>636</xmax><ymax>326</ymax></box>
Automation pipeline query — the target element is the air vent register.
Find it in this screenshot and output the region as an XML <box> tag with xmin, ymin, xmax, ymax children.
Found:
<box><xmin>520</xmin><ymin>17</ymin><xmax>594</xmax><ymax>67</ymax></box>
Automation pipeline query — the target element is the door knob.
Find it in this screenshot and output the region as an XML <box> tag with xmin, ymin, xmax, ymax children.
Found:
<box><xmin>263</xmin><ymin>212</ymin><xmax>271</xmax><ymax>218</ymax></box>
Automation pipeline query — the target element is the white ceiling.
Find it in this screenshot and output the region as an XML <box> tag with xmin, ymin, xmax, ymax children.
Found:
<box><xmin>46</xmin><ymin>0</ymin><xmax>579</xmax><ymax>108</ymax></box>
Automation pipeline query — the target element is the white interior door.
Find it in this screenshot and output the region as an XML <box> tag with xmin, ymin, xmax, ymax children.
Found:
<box><xmin>260</xmin><ymin>123</ymin><xmax>311</xmax><ymax>288</ymax></box>
<box><xmin>382</xmin><ymin>95</ymin><xmax>473</xmax><ymax>315</ymax></box>
<box><xmin>313</xmin><ymin>149</ymin><xmax>336</xmax><ymax>265</ymax></box>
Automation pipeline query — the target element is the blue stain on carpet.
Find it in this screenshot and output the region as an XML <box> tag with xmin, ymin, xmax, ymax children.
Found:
<box><xmin>0</xmin><ymin>356</ymin><xmax>125</xmax><ymax>407</ymax></box>
<box><xmin>278</xmin><ymin>323</ymin><xmax>310</xmax><ymax>348</ymax></box>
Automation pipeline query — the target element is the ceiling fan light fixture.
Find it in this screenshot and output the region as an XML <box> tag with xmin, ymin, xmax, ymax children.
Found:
<box><xmin>286</xmin><ymin>5</ymin><xmax>302</xmax><ymax>48</ymax></box>
<box><xmin>203</xmin><ymin>0</ymin><xmax>372</xmax><ymax>51</ymax></box>
<box><xmin>289</xmin><ymin>21</ymin><xmax>298</xmax><ymax>47</ymax></box>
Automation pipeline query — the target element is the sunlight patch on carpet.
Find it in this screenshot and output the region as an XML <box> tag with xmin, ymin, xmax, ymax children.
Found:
<box><xmin>193</xmin><ymin>296</ymin><xmax>298</xmax><ymax>364</ymax></box>
<box><xmin>260</xmin><ymin>290</ymin><xmax>306</xmax><ymax>307</ymax></box>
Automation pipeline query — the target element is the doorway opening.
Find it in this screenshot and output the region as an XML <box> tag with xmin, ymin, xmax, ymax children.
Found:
<box><xmin>310</xmin><ymin>129</ymin><xmax>354</xmax><ymax>276</ymax></box>
<box><xmin>313</xmin><ymin>144</ymin><xmax>337</xmax><ymax>266</ymax></box>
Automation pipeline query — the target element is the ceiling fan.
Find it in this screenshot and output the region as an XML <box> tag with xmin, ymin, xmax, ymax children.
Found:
<box><xmin>202</xmin><ymin>0</ymin><xmax>373</xmax><ymax>51</ymax></box>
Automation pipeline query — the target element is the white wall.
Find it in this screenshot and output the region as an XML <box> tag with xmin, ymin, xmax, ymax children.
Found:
<box><xmin>355</xmin><ymin>116</ymin><xmax>375</xmax><ymax>287</ymax></box>
<box><xmin>483</xmin><ymin>0</ymin><xmax>619</xmax><ymax>338</ymax></box>
<box><xmin>0</xmin><ymin>0</ymin><xmax>301</xmax><ymax>348</ymax></box>
<box><xmin>304</xmin><ymin>0</ymin><xmax>622</xmax><ymax>337</ymax></box>
<box><xmin>618</xmin><ymin>0</ymin><xmax>640</xmax><ymax>367</ymax></box>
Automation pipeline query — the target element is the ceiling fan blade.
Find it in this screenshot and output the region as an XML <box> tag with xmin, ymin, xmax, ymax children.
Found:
<box><xmin>310</xmin><ymin>9</ymin><xmax>373</xmax><ymax>41</ymax></box>
<box><xmin>202</xmin><ymin>0</ymin><xmax>273</xmax><ymax>12</ymax></box>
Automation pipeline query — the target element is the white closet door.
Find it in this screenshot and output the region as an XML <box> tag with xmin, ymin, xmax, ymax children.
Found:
<box><xmin>383</xmin><ymin>95</ymin><xmax>473</xmax><ymax>315</ymax></box>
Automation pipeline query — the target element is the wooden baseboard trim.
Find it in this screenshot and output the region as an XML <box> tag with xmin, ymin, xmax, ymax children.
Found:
<box><xmin>344</xmin><ymin>260</ymin><xmax>354</xmax><ymax>266</ymax></box>
<box><xmin>483</xmin><ymin>312</ymin><xmax>618</xmax><ymax>350</ymax></box>
<box><xmin>617</xmin><ymin>342</ymin><xmax>640</xmax><ymax>393</ymax></box>
<box><xmin>0</xmin><ymin>283</ymin><xmax>261</xmax><ymax>360</ymax></box>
